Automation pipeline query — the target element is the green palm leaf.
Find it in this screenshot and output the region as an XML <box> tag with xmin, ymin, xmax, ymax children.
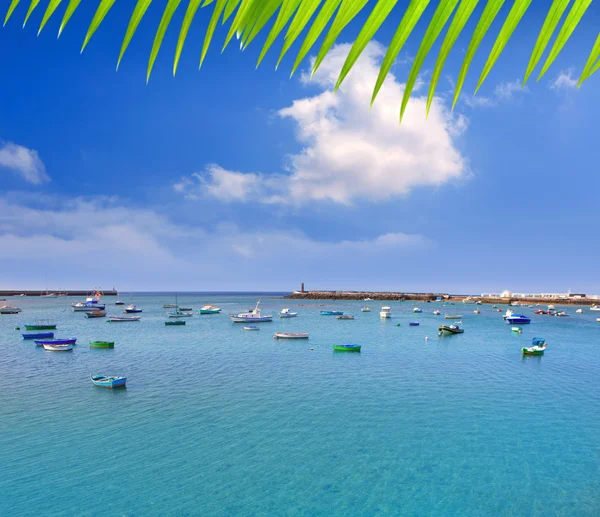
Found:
<box><xmin>522</xmin><ymin>0</ymin><xmax>570</xmax><ymax>87</ymax></box>
<box><xmin>475</xmin><ymin>0</ymin><xmax>532</xmax><ymax>94</ymax></box>
<box><xmin>4</xmin><ymin>0</ymin><xmax>21</xmax><ymax>26</ymax></box>
<box><xmin>200</xmin><ymin>0</ymin><xmax>228</xmax><ymax>67</ymax></box>
<box><xmin>537</xmin><ymin>0</ymin><xmax>592</xmax><ymax>81</ymax></box>
<box><xmin>427</xmin><ymin>0</ymin><xmax>480</xmax><ymax>116</ymax></box>
<box><xmin>38</xmin><ymin>0</ymin><xmax>64</xmax><ymax>35</ymax></box>
<box><xmin>276</xmin><ymin>0</ymin><xmax>321</xmax><ymax>69</ymax></box>
<box><xmin>58</xmin><ymin>0</ymin><xmax>82</xmax><ymax>37</ymax></box>
<box><xmin>147</xmin><ymin>0</ymin><xmax>182</xmax><ymax>82</ymax></box>
<box><xmin>256</xmin><ymin>0</ymin><xmax>301</xmax><ymax>66</ymax></box>
<box><xmin>23</xmin><ymin>0</ymin><xmax>41</xmax><ymax>28</ymax></box>
<box><xmin>241</xmin><ymin>0</ymin><xmax>283</xmax><ymax>51</ymax></box>
<box><xmin>579</xmin><ymin>33</ymin><xmax>600</xmax><ymax>84</ymax></box>
<box><xmin>81</xmin><ymin>0</ymin><xmax>118</xmax><ymax>52</ymax></box>
<box><xmin>118</xmin><ymin>0</ymin><xmax>153</xmax><ymax>71</ymax></box>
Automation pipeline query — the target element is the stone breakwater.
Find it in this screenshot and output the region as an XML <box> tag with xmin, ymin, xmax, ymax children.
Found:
<box><xmin>285</xmin><ymin>291</ymin><xmax>599</xmax><ymax>305</ymax></box>
<box><xmin>0</xmin><ymin>290</ymin><xmax>118</xmax><ymax>297</ymax></box>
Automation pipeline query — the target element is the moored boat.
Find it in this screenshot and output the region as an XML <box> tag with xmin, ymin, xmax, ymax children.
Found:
<box><xmin>380</xmin><ymin>306</ymin><xmax>392</xmax><ymax>318</ymax></box>
<box><xmin>24</xmin><ymin>322</ymin><xmax>57</xmax><ymax>330</ymax></box>
<box><xmin>163</xmin><ymin>303</ymin><xmax>178</xmax><ymax>308</ymax></box>
<box><xmin>361</xmin><ymin>307</ymin><xmax>371</xmax><ymax>312</ymax></box>
<box><xmin>554</xmin><ymin>311</ymin><xmax>569</xmax><ymax>317</ymax></box>
<box><xmin>409</xmin><ymin>322</ymin><xmax>420</xmax><ymax>326</ymax></box>
<box><xmin>438</xmin><ymin>324</ymin><xmax>464</xmax><ymax>335</ymax></box>
<box><xmin>43</xmin><ymin>343</ymin><xmax>73</xmax><ymax>351</ymax></box>
<box><xmin>244</xmin><ymin>326</ymin><xmax>260</xmax><ymax>331</ymax></box>
<box><xmin>274</xmin><ymin>332</ymin><xmax>309</xmax><ymax>339</ymax></box>
<box><xmin>576</xmin><ymin>308</ymin><xmax>583</xmax><ymax>313</ymax></box>
<box><xmin>34</xmin><ymin>338</ymin><xmax>76</xmax><ymax>347</ymax></box>
<box><xmin>511</xmin><ymin>327</ymin><xmax>523</xmax><ymax>333</ymax></box>
<box><xmin>413</xmin><ymin>307</ymin><xmax>423</xmax><ymax>313</ymax></box>
<box><xmin>0</xmin><ymin>306</ymin><xmax>22</xmax><ymax>314</ymax></box>
<box><xmin>462</xmin><ymin>297</ymin><xmax>476</xmax><ymax>304</ymax></box>
<box><xmin>168</xmin><ymin>309</ymin><xmax>193</xmax><ymax>318</ymax></box>
<box><xmin>321</xmin><ymin>310</ymin><xmax>343</xmax><ymax>316</ymax></box>
<box><xmin>333</xmin><ymin>344</ymin><xmax>361</xmax><ymax>352</ymax></box>
<box><xmin>433</xmin><ymin>310</ymin><xmax>441</xmax><ymax>315</ymax></box>
<box><xmin>279</xmin><ymin>308</ymin><xmax>298</xmax><ymax>318</ymax></box>
<box><xmin>86</xmin><ymin>310</ymin><xmax>106</xmax><ymax>318</ymax></box>
<box><xmin>91</xmin><ymin>374</ymin><xmax>127</xmax><ymax>388</ymax></box>
<box><xmin>125</xmin><ymin>305</ymin><xmax>142</xmax><ymax>313</ymax></box>
<box><xmin>230</xmin><ymin>300</ymin><xmax>273</xmax><ymax>323</ymax></box>
<box><xmin>89</xmin><ymin>341</ymin><xmax>115</xmax><ymax>349</ymax></box>
<box><xmin>108</xmin><ymin>315</ymin><xmax>140</xmax><ymax>322</ymax></box>
<box><xmin>199</xmin><ymin>304</ymin><xmax>221</xmax><ymax>314</ymax></box>
<box><xmin>22</xmin><ymin>332</ymin><xmax>54</xmax><ymax>340</ymax></box>
<box><xmin>445</xmin><ymin>314</ymin><xmax>463</xmax><ymax>319</ymax></box>
<box><xmin>590</xmin><ymin>305</ymin><xmax>600</xmax><ymax>311</ymax></box>
<box><xmin>165</xmin><ymin>320</ymin><xmax>186</xmax><ymax>326</ymax></box>
<box><xmin>474</xmin><ymin>309</ymin><xmax>480</xmax><ymax>314</ymax></box>
<box><xmin>522</xmin><ymin>337</ymin><xmax>546</xmax><ymax>355</ymax></box>
<box><xmin>506</xmin><ymin>314</ymin><xmax>531</xmax><ymax>324</ymax></box>
<box><xmin>337</xmin><ymin>315</ymin><xmax>355</xmax><ymax>320</ymax></box>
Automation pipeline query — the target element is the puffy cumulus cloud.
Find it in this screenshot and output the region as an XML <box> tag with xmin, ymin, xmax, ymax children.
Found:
<box><xmin>175</xmin><ymin>43</ymin><xmax>468</xmax><ymax>205</ymax></box>
<box><xmin>550</xmin><ymin>69</ymin><xmax>578</xmax><ymax>91</ymax></box>
<box><xmin>0</xmin><ymin>195</ymin><xmax>430</xmax><ymax>290</ymax></box>
<box><xmin>0</xmin><ymin>141</ymin><xmax>49</xmax><ymax>184</ymax></box>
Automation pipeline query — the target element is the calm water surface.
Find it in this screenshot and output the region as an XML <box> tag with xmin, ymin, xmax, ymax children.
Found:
<box><xmin>1</xmin><ymin>294</ymin><xmax>599</xmax><ymax>516</ymax></box>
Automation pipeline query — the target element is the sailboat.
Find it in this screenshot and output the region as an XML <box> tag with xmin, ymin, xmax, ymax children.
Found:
<box><xmin>115</xmin><ymin>289</ymin><xmax>124</xmax><ymax>305</ymax></box>
<box><xmin>163</xmin><ymin>292</ymin><xmax>178</xmax><ymax>309</ymax></box>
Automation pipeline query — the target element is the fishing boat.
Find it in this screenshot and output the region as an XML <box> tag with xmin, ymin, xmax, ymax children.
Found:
<box><xmin>502</xmin><ymin>309</ymin><xmax>513</xmax><ymax>320</ymax></box>
<box><xmin>165</xmin><ymin>320</ymin><xmax>186</xmax><ymax>326</ymax></box>
<box><xmin>554</xmin><ymin>311</ymin><xmax>569</xmax><ymax>317</ymax></box>
<box><xmin>597</xmin><ymin>318</ymin><xmax>600</xmax><ymax>323</ymax></box>
<box><xmin>438</xmin><ymin>324</ymin><xmax>464</xmax><ymax>335</ymax></box>
<box><xmin>72</xmin><ymin>292</ymin><xmax>105</xmax><ymax>311</ymax></box>
<box><xmin>547</xmin><ymin>304</ymin><xmax>556</xmax><ymax>310</ymax></box>
<box><xmin>90</xmin><ymin>374</ymin><xmax>127</xmax><ymax>388</ymax></box>
<box><xmin>590</xmin><ymin>305</ymin><xmax>600</xmax><ymax>311</ymax></box>
<box><xmin>0</xmin><ymin>306</ymin><xmax>22</xmax><ymax>314</ymax></box>
<box><xmin>576</xmin><ymin>308</ymin><xmax>583</xmax><ymax>314</ymax></box>
<box><xmin>445</xmin><ymin>314</ymin><xmax>463</xmax><ymax>319</ymax></box>
<box><xmin>89</xmin><ymin>341</ymin><xmax>115</xmax><ymax>349</ymax></box>
<box><xmin>522</xmin><ymin>338</ymin><xmax>546</xmax><ymax>356</ymax></box>
<box><xmin>279</xmin><ymin>308</ymin><xmax>298</xmax><ymax>318</ymax></box>
<box><xmin>409</xmin><ymin>322</ymin><xmax>420</xmax><ymax>326</ymax></box>
<box><xmin>168</xmin><ymin>309</ymin><xmax>193</xmax><ymax>318</ymax></box>
<box><xmin>413</xmin><ymin>307</ymin><xmax>423</xmax><ymax>313</ymax></box>
<box><xmin>321</xmin><ymin>310</ymin><xmax>343</xmax><ymax>316</ymax></box>
<box><xmin>337</xmin><ymin>315</ymin><xmax>355</xmax><ymax>320</ymax></box>
<box><xmin>380</xmin><ymin>306</ymin><xmax>392</xmax><ymax>318</ymax></box>
<box><xmin>86</xmin><ymin>310</ymin><xmax>107</xmax><ymax>318</ymax></box>
<box><xmin>230</xmin><ymin>300</ymin><xmax>273</xmax><ymax>323</ymax></box>
<box><xmin>474</xmin><ymin>309</ymin><xmax>480</xmax><ymax>314</ymax></box>
<box><xmin>24</xmin><ymin>322</ymin><xmax>57</xmax><ymax>330</ymax></box>
<box><xmin>43</xmin><ymin>343</ymin><xmax>73</xmax><ymax>351</ymax></box>
<box><xmin>511</xmin><ymin>327</ymin><xmax>523</xmax><ymax>333</ymax></box>
<box><xmin>363</xmin><ymin>298</ymin><xmax>373</xmax><ymax>301</ymax></box>
<box><xmin>534</xmin><ymin>309</ymin><xmax>547</xmax><ymax>315</ymax></box>
<box><xmin>361</xmin><ymin>307</ymin><xmax>372</xmax><ymax>312</ymax></box>
<box><xmin>333</xmin><ymin>344</ymin><xmax>361</xmax><ymax>352</ymax></box>
<box><xmin>274</xmin><ymin>332</ymin><xmax>309</xmax><ymax>339</ymax></box>
<box><xmin>34</xmin><ymin>338</ymin><xmax>77</xmax><ymax>347</ymax></box>
<box><xmin>462</xmin><ymin>297</ymin><xmax>476</xmax><ymax>304</ymax></box>
<box><xmin>115</xmin><ymin>291</ymin><xmax>124</xmax><ymax>305</ymax></box>
<box><xmin>22</xmin><ymin>332</ymin><xmax>54</xmax><ymax>340</ymax></box>
<box><xmin>433</xmin><ymin>310</ymin><xmax>441</xmax><ymax>315</ymax></box>
<box><xmin>244</xmin><ymin>326</ymin><xmax>260</xmax><ymax>331</ymax></box>
<box><xmin>506</xmin><ymin>314</ymin><xmax>531</xmax><ymax>324</ymax></box>
<box><xmin>108</xmin><ymin>315</ymin><xmax>140</xmax><ymax>322</ymax></box>
<box><xmin>179</xmin><ymin>307</ymin><xmax>192</xmax><ymax>311</ymax></box>
<box><xmin>163</xmin><ymin>303</ymin><xmax>178</xmax><ymax>308</ymax></box>
<box><xmin>124</xmin><ymin>305</ymin><xmax>142</xmax><ymax>313</ymax></box>
<box><xmin>199</xmin><ymin>304</ymin><xmax>221</xmax><ymax>314</ymax></box>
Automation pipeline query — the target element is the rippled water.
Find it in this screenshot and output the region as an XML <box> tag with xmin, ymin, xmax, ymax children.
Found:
<box><xmin>1</xmin><ymin>294</ymin><xmax>599</xmax><ymax>516</ymax></box>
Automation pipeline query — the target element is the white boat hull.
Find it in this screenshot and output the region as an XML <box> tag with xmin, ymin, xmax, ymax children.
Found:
<box><xmin>380</xmin><ymin>312</ymin><xmax>391</xmax><ymax>318</ymax></box>
<box><xmin>43</xmin><ymin>344</ymin><xmax>73</xmax><ymax>351</ymax></box>
<box><xmin>231</xmin><ymin>316</ymin><xmax>272</xmax><ymax>323</ymax></box>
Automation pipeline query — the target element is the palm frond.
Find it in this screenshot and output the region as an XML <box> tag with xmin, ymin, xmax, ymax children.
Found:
<box><xmin>4</xmin><ymin>0</ymin><xmax>598</xmax><ymax>118</ymax></box>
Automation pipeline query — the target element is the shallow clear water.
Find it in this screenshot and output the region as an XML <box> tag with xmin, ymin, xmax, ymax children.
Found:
<box><xmin>1</xmin><ymin>294</ymin><xmax>599</xmax><ymax>516</ymax></box>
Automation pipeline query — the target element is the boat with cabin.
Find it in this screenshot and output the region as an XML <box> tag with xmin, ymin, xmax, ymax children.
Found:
<box><xmin>89</xmin><ymin>341</ymin><xmax>115</xmax><ymax>349</ymax></box>
<box><xmin>125</xmin><ymin>305</ymin><xmax>142</xmax><ymax>313</ymax></box>
<box><xmin>0</xmin><ymin>306</ymin><xmax>22</xmax><ymax>314</ymax></box>
<box><xmin>333</xmin><ymin>344</ymin><xmax>361</xmax><ymax>352</ymax></box>
<box><xmin>274</xmin><ymin>332</ymin><xmax>309</xmax><ymax>339</ymax></box>
<box><xmin>506</xmin><ymin>313</ymin><xmax>531</xmax><ymax>324</ymax></box>
<box><xmin>199</xmin><ymin>304</ymin><xmax>221</xmax><ymax>314</ymax></box>
<box><xmin>576</xmin><ymin>308</ymin><xmax>583</xmax><ymax>313</ymax></box>
<box><xmin>91</xmin><ymin>374</ymin><xmax>127</xmax><ymax>388</ymax></box>
<box><xmin>590</xmin><ymin>305</ymin><xmax>600</xmax><ymax>311</ymax></box>
<box><xmin>279</xmin><ymin>308</ymin><xmax>298</xmax><ymax>318</ymax></box>
<box><xmin>433</xmin><ymin>310</ymin><xmax>441</xmax><ymax>315</ymax></box>
<box><xmin>462</xmin><ymin>297</ymin><xmax>476</xmax><ymax>304</ymax></box>
<box><xmin>230</xmin><ymin>301</ymin><xmax>273</xmax><ymax>323</ymax></box>
<box><xmin>438</xmin><ymin>324</ymin><xmax>464</xmax><ymax>335</ymax></box>
<box><xmin>380</xmin><ymin>306</ymin><xmax>392</xmax><ymax>318</ymax></box>
<box><xmin>413</xmin><ymin>307</ymin><xmax>423</xmax><ymax>313</ymax></box>
<box><xmin>522</xmin><ymin>338</ymin><xmax>547</xmax><ymax>355</ymax></box>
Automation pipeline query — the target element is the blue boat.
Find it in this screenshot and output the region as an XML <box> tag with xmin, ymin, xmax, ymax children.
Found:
<box><xmin>321</xmin><ymin>310</ymin><xmax>343</xmax><ymax>316</ymax></box>
<box><xmin>22</xmin><ymin>332</ymin><xmax>54</xmax><ymax>340</ymax></box>
<box><xmin>506</xmin><ymin>314</ymin><xmax>531</xmax><ymax>324</ymax></box>
<box><xmin>90</xmin><ymin>374</ymin><xmax>127</xmax><ymax>389</ymax></box>
<box><xmin>34</xmin><ymin>338</ymin><xmax>76</xmax><ymax>347</ymax></box>
<box><xmin>409</xmin><ymin>322</ymin><xmax>420</xmax><ymax>326</ymax></box>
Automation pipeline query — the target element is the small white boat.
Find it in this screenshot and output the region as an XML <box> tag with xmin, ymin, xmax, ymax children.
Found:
<box><xmin>597</xmin><ymin>318</ymin><xmax>600</xmax><ymax>322</ymax></box>
<box><xmin>474</xmin><ymin>310</ymin><xmax>480</xmax><ymax>314</ymax></box>
<box><xmin>548</xmin><ymin>304</ymin><xmax>556</xmax><ymax>310</ymax></box>
<box><xmin>511</xmin><ymin>301</ymin><xmax>521</xmax><ymax>306</ymax></box>
<box><xmin>168</xmin><ymin>310</ymin><xmax>193</xmax><ymax>318</ymax></box>
<box><xmin>361</xmin><ymin>307</ymin><xmax>371</xmax><ymax>312</ymax></box>
<box><xmin>274</xmin><ymin>332</ymin><xmax>309</xmax><ymax>339</ymax></box>
<box><xmin>43</xmin><ymin>343</ymin><xmax>73</xmax><ymax>351</ymax></box>
<box><xmin>590</xmin><ymin>305</ymin><xmax>600</xmax><ymax>311</ymax></box>
<box><xmin>462</xmin><ymin>297</ymin><xmax>476</xmax><ymax>304</ymax></box>
<box><xmin>0</xmin><ymin>305</ymin><xmax>22</xmax><ymax>314</ymax></box>
<box><xmin>108</xmin><ymin>315</ymin><xmax>140</xmax><ymax>322</ymax></box>
<box><xmin>555</xmin><ymin>311</ymin><xmax>569</xmax><ymax>317</ymax></box>
<box><xmin>244</xmin><ymin>326</ymin><xmax>260</xmax><ymax>331</ymax></box>
<box><xmin>576</xmin><ymin>308</ymin><xmax>583</xmax><ymax>314</ymax></box>
<box><xmin>445</xmin><ymin>314</ymin><xmax>463</xmax><ymax>319</ymax></box>
<box><xmin>230</xmin><ymin>300</ymin><xmax>272</xmax><ymax>323</ymax></box>
<box><xmin>433</xmin><ymin>310</ymin><xmax>441</xmax><ymax>315</ymax></box>
<box><xmin>380</xmin><ymin>306</ymin><xmax>392</xmax><ymax>319</ymax></box>
<box><xmin>413</xmin><ymin>307</ymin><xmax>423</xmax><ymax>313</ymax></box>
<box><xmin>363</xmin><ymin>298</ymin><xmax>373</xmax><ymax>301</ymax></box>
<box><xmin>279</xmin><ymin>308</ymin><xmax>298</xmax><ymax>318</ymax></box>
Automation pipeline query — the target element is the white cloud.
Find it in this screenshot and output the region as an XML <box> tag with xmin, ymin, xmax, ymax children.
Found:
<box><xmin>494</xmin><ymin>79</ymin><xmax>527</xmax><ymax>100</ymax></box>
<box><xmin>0</xmin><ymin>141</ymin><xmax>49</xmax><ymax>184</ymax></box>
<box><xmin>550</xmin><ymin>69</ymin><xmax>578</xmax><ymax>91</ymax></box>
<box><xmin>175</xmin><ymin>43</ymin><xmax>468</xmax><ymax>205</ymax></box>
<box><xmin>0</xmin><ymin>195</ymin><xmax>430</xmax><ymax>290</ymax></box>
<box><xmin>462</xmin><ymin>79</ymin><xmax>528</xmax><ymax>108</ymax></box>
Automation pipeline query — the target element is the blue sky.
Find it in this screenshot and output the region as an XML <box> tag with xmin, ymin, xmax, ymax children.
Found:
<box><xmin>0</xmin><ymin>1</ymin><xmax>599</xmax><ymax>294</ymax></box>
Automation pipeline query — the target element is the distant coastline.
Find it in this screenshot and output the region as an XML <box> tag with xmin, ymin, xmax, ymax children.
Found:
<box><xmin>0</xmin><ymin>290</ymin><xmax>118</xmax><ymax>297</ymax></box>
<box><xmin>285</xmin><ymin>291</ymin><xmax>599</xmax><ymax>306</ymax></box>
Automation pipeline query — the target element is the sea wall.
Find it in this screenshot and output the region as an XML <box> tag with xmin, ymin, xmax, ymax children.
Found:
<box><xmin>0</xmin><ymin>290</ymin><xmax>118</xmax><ymax>297</ymax></box>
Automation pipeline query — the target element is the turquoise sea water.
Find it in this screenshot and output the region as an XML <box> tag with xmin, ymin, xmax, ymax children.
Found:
<box><xmin>1</xmin><ymin>294</ymin><xmax>599</xmax><ymax>516</ymax></box>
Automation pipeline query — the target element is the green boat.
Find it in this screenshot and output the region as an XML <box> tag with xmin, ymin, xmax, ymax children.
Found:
<box><xmin>165</xmin><ymin>320</ymin><xmax>186</xmax><ymax>326</ymax></box>
<box><xmin>199</xmin><ymin>304</ymin><xmax>221</xmax><ymax>314</ymax></box>
<box><xmin>511</xmin><ymin>326</ymin><xmax>523</xmax><ymax>333</ymax></box>
<box><xmin>24</xmin><ymin>324</ymin><xmax>57</xmax><ymax>330</ymax></box>
<box><xmin>333</xmin><ymin>344</ymin><xmax>361</xmax><ymax>352</ymax></box>
<box><xmin>89</xmin><ymin>341</ymin><xmax>115</xmax><ymax>349</ymax></box>
<box><xmin>522</xmin><ymin>337</ymin><xmax>546</xmax><ymax>356</ymax></box>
